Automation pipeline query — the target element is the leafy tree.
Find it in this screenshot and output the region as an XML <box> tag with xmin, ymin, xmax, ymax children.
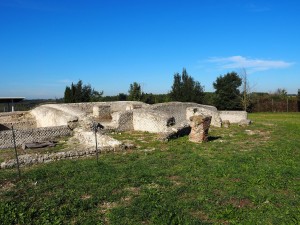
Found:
<box><xmin>169</xmin><ymin>68</ymin><xmax>204</xmax><ymax>103</ymax></box>
<box><xmin>213</xmin><ymin>72</ymin><xmax>242</xmax><ymax>110</ymax></box>
<box><xmin>202</xmin><ymin>92</ymin><xmax>216</xmax><ymax>106</ymax></box>
<box><xmin>128</xmin><ymin>82</ymin><xmax>142</xmax><ymax>101</ymax></box>
<box><xmin>63</xmin><ymin>80</ymin><xmax>103</xmax><ymax>103</ymax></box>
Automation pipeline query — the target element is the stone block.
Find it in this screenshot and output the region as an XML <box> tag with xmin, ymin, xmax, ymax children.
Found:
<box><xmin>189</xmin><ymin>115</ymin><xmax>212</xmax><ymax>143</ymax></box>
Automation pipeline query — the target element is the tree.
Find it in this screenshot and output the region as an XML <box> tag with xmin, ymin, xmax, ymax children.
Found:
<box><xmin>213</xmin><ymin>72</ymin><xmax>242</xmax><ymax>110</ymax></box>
<box><xmin>118</xmin><ymin>93</ymin><xmax>127</xmax><ymax>101</ymax></box>
<box><xmin>128</xmin><ymin>82</ymin><xmax>142</xmax><ymax>101</ymax></box>
<box><xmin>64</xmin><ymin>86</ymin><xmax>73</xmax><ymax>103</ymax></box>
<box><xmin>169</xmin><ymin>68</ymin><xmax>204</xmax><ymax>103</ymax></box>
<box><xmin>272</xmin><ymin>88</ymin><xmax>287</xmax><ymax>100</ymax></box>
<box><xmin>63</xmin><ymin>80</ymin><xmax>103</xmax><ymax>103</ymax></box>
<box><xmin>239</xmin><ymin>68</ymin><xmax>252</xmax><ymax>111</ymax></box>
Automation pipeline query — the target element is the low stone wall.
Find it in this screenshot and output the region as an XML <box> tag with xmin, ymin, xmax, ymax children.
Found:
<box><xmin>53</xmin><ymin>101</ymin><xmax>148</xmax><ymax>114</ymax></box>
<box><xmin>186</xmin><ymin>107</ymin><xmax>221</xmax><ymax>127</ymax></box>
<box><xmin>0</xmin><ymin>126</ymin><xmax>71</xmax><ymax>149</ymax></box>
<box><xmin>133</xmin><ymin>109</ymin><xmax>174</xmax><ymax>133</ymax></box>
<box><xmin>0</xmin><ymin>111</ymin><xmax>27</xmax><ymax>123</ymax></box>
<box><xmin>30</xmin><ymin>105</ymin><xmax>82</xmax><ymax>127</ymax></box>
<box><xmin>219</xmin><ymin>111</ymin><xmax>247</xmax><ymax>123</ymax></box>
<box><xmin>150</xmin><ymin>102</ymin><xmax>221</xmax><ymax>127</ymax></box>
<box><xmin>93</xmin><ymin>105</ymin><xmax>111</xmax><ymax>120</ymax></box>
<box><xmin>0</xmin><ymin>146</ymin><xmax>125</xmax><ymax>169</ymax></box>
<box><xmin>111</xmin><ymin>111</ymin><xmax>134</xmax><ymax>131</ymax></box>
<box><xmin>0</xmin><ymin>111</ymin><xmax>37</xmax><ymax>131</ymax></box>
<box><xmin>0</xmin><ymin>120</ymin><xmax>36</xmax><ymax>131</ymax></box>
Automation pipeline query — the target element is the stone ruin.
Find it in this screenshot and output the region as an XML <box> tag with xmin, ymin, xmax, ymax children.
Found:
<box><xmin>0</xmin><ymin>101</ymin><xmax>249</xmax><ymax>149</ymax></box>
<box><xmin>189</xmin><ymin>115</ymin><xmax>212</xmax><ymax>143</ymax></box>
<box><xmin>0</xmin><ymin>101</ymin><xmax>249</xmax><ymax>168</ymax></box>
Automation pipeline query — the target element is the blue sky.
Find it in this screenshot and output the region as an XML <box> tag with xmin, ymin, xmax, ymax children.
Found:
<box><xmin>0</xmin><ymin>0</ymin><xmax>299</xmax><ymax>99</ymax></box>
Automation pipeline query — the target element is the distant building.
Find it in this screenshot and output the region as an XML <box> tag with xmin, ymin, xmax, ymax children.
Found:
<box><xmin>0</xmin><ymin>97</ymin><xmax>25</xmax><ymax>112</ymax></box>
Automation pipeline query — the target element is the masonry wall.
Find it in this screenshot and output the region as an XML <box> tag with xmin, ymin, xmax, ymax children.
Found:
<box><xmin>219</xmin><ymin>111</ymin><xmax>247</xmax><ymax>123</ymax></box>
<box><xmin>133</xmin><ymin>109</ymin><xmax>173</xmax><ymax>133</ymax></box>
<box><xmin>55</xmin><ymin>101</ymin><xmax>148</xmax><ymax>114</ymax></box>
<box><xmin>0</xmin><ymin>126</ymin><xmax>71</xmax><ymax>149</ymax></box>
<box><xmin>0</xmin><ymin>111</ymin><xmax>37</xmax><ymax>131</ymax></box>
<box><xmin>0</xmin><ymin>121</ymin><xmax>37</xmax><ymax>131</ymax></box>
<box><xmin>150</xmin><ymin>102</ymin><xmax>220</xmax><ymax>125</ymax></box>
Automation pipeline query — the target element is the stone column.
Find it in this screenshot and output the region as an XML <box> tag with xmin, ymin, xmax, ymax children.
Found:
<box><xmin>189</xmin><ymin>115</ymin><xmax>212</xmax><ymax>143</ymax></box>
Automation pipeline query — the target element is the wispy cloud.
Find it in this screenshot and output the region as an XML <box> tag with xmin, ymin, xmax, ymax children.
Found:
<box><xmin>207</xmin><ymin>56</ymin><xmax>294</xmax><ymax>73</ymax></box>
<box><xmin>58</xmin><ymin>79</ymin><xmax>73</xmax><ymax>84</ymax></box>
<box><xmin>246</xmin><ymin>3</ymin><xmax>271</xmax><ymax>13</ymax></box>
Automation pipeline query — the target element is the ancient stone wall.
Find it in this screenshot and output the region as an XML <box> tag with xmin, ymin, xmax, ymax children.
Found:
<box><xmin>133</xmin><ymin>109</ymin><xmax>174</xmax><ymax>133</ymax></box>
<box><xmin>150</xmin><ymin>102</ymin><xmax>221</xmax><ymax>127</ymax></box>
<box><xmin>0</xmin><ymin>146</ymin><xmax>124</xmax><ymax>169</ymax></box>
<box><xmin>0</xmin><ymin>121</ymin><xmax>36</xmax><ymax>131</ymax></box>
<box><xmin>93</xmin><ymin>105</ymin><xmax>111</xmax><ymax>120</ymax></box>
<box><xmin>0</xmin><ymin>111</ymin><xmax>37</xmax><ymax>131</ymax></box>
<box><xmin>30</xmin><ymin>105</ymin><xmax>80</xmax><ymax>127</ymax></box>
<box><xmin>0</xmin><ymin>126</ymin><xmax>71</xmax><ymax>149</ymax></box>
<box><xmin>186</xmin><ymin>107</ymin><xmax>221</xmax><ymax>127</ymax></box>
<box><xmin>111</xmin><ymin>111</ymin><xmax>134</xmax><ymax>131</ymax></box>
<box><xmin>53</xmin><ymin>101</ymin><xmax>148</xmax><ymax>114</ymax></box>
<box><xmin>219</xmin><ymin>111</ymin><xmax>247</xmax><ymax>124</ymax></box>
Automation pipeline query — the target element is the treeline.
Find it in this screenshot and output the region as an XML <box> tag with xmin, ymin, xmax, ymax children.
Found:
<box><xmin>63</xmin><ymin>69</ymin><xmax>244</xmax><ymax>108</ymax></box>
<box><xmin>63</xmin><ymin>69</ymin><xmax>300</xmax><ymax>112</ymax></box>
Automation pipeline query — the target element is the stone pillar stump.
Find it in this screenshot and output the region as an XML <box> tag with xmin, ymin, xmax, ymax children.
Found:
<box><xmin>189</xmin><ymin>115</ymin><xmax>212</xmax><ymax>143</ymax></box>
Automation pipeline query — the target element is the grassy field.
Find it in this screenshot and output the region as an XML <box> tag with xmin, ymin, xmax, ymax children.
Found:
<box><xmin>0</xmin><ymin>113</ymin><xmax>299</xmax><ymax>224</ymax></box>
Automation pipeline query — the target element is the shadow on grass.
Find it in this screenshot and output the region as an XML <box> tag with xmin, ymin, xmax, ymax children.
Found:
<box><xmin>207</xmin><ymin>136</ymin><xmax>222</xmax><ymax>142</ymax></box>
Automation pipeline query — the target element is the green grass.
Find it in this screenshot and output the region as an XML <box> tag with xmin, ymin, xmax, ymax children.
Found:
<box><xmin>0</xmin><ymin>113</ymin><xmax>299</xmax><ymax>224</ymax></box>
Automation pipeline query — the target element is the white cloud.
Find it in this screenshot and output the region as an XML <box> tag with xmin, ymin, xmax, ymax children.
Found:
<box><xmin>207</xmin><ymin>56</ymin><xmax>294</xmax><ymax>73</ymax></box>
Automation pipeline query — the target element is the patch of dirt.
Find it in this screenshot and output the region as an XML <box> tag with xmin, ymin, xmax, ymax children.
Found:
<box><xmin>146</xmin><ymin>182</ymin><xmax>160</xmax><ymax>189</ymax></box>
<box><xmin>261</xmin><ymin>123</ymin><xmax>276</xmax><ymax>126</ymax></box>
<box><xmin>168</xmin><ymin>175</ymin><xmax>182</xmax><ymax>186</ymax></box>
<box><xmin>81</xmin><ymin>194</ymin><xmax>92</xmax><ymax>200</ymax></box>
<box><xmin>0</xmin><ymin>180</ymin><xmax>15</xmax><ymax>192</ymax></box>
<box><xmin>190</xmin><ymin>210</ymin><xmax>210</xmax><ymax>221</ymax></box>
<box><xmin>224</xmin><ymin>197</ymin><xmax>253</xmax><ymax>208</ymax></box>
<box><xmin>99</xmin><ymin>201</ymin><xmax>118</xmax><ymax>214</ymax></box>
<box><xmin>124</xmin><ymin>186</ymin><xmax>141</xmax><ymax>196</ymax></box>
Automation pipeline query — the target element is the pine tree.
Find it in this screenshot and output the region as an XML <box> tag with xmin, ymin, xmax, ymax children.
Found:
<box><xmin>169</xmin><ymin>68</ymin><xmax>204</xmax><ymax>103</ymax></box>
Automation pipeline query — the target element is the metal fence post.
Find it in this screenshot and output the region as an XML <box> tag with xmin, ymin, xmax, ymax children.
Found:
<box><xmin>93</xmin><ymin>122</ymin><xmax>99</xmax><ymax>164</ymax></box>
<box><xmin>11</xmin><ymin>124</ymin><xmax>21</xmax><ymax>178</ymax></box>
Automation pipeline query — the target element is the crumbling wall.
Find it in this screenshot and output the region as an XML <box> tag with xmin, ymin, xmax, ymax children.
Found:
<box><xmin>93</xmin><ymin>105</ymin><xmax>111</xmax><ymax>120</ymax></box>
<box><xmin>0</xmin><ymin>111</ymin><xmax>37</xmax><ymax>131</ymax></box>
<box><xmin>111</xmin><ymin>111</ymin><xmax>134</xmax><ymax>131</ymax></box>
<box><xmin>54</xmin><ymin>101</ymin><xmax>148</xmax><ymax>114</ymax></box>
<box><xmin>150</xmin><ymin>102</ymin><xmax>221</xmax><ymax>127</ymax></box>
<box><xmin>133</xmin><ymin>109</ymin><xmax>174</xmax><ymax>133</ymax></box>
<box><xmin>0</xmin><ymin>126</ymin><xmax>71</xmax><ymax>149</ymax></box>
<box><xmin>219</xmin><ymin>111</ymin><xmax>247</xmax><ymax>123</ymax></box>
<box><xmin>186</xmin><ymin>107</ymin><xmax>222</xmax><ymax>127</ymax></box>
<box><xmin>30</xmin><ymin>105</ymin><xmax>80</xmax><ymax>127</ymax></box>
